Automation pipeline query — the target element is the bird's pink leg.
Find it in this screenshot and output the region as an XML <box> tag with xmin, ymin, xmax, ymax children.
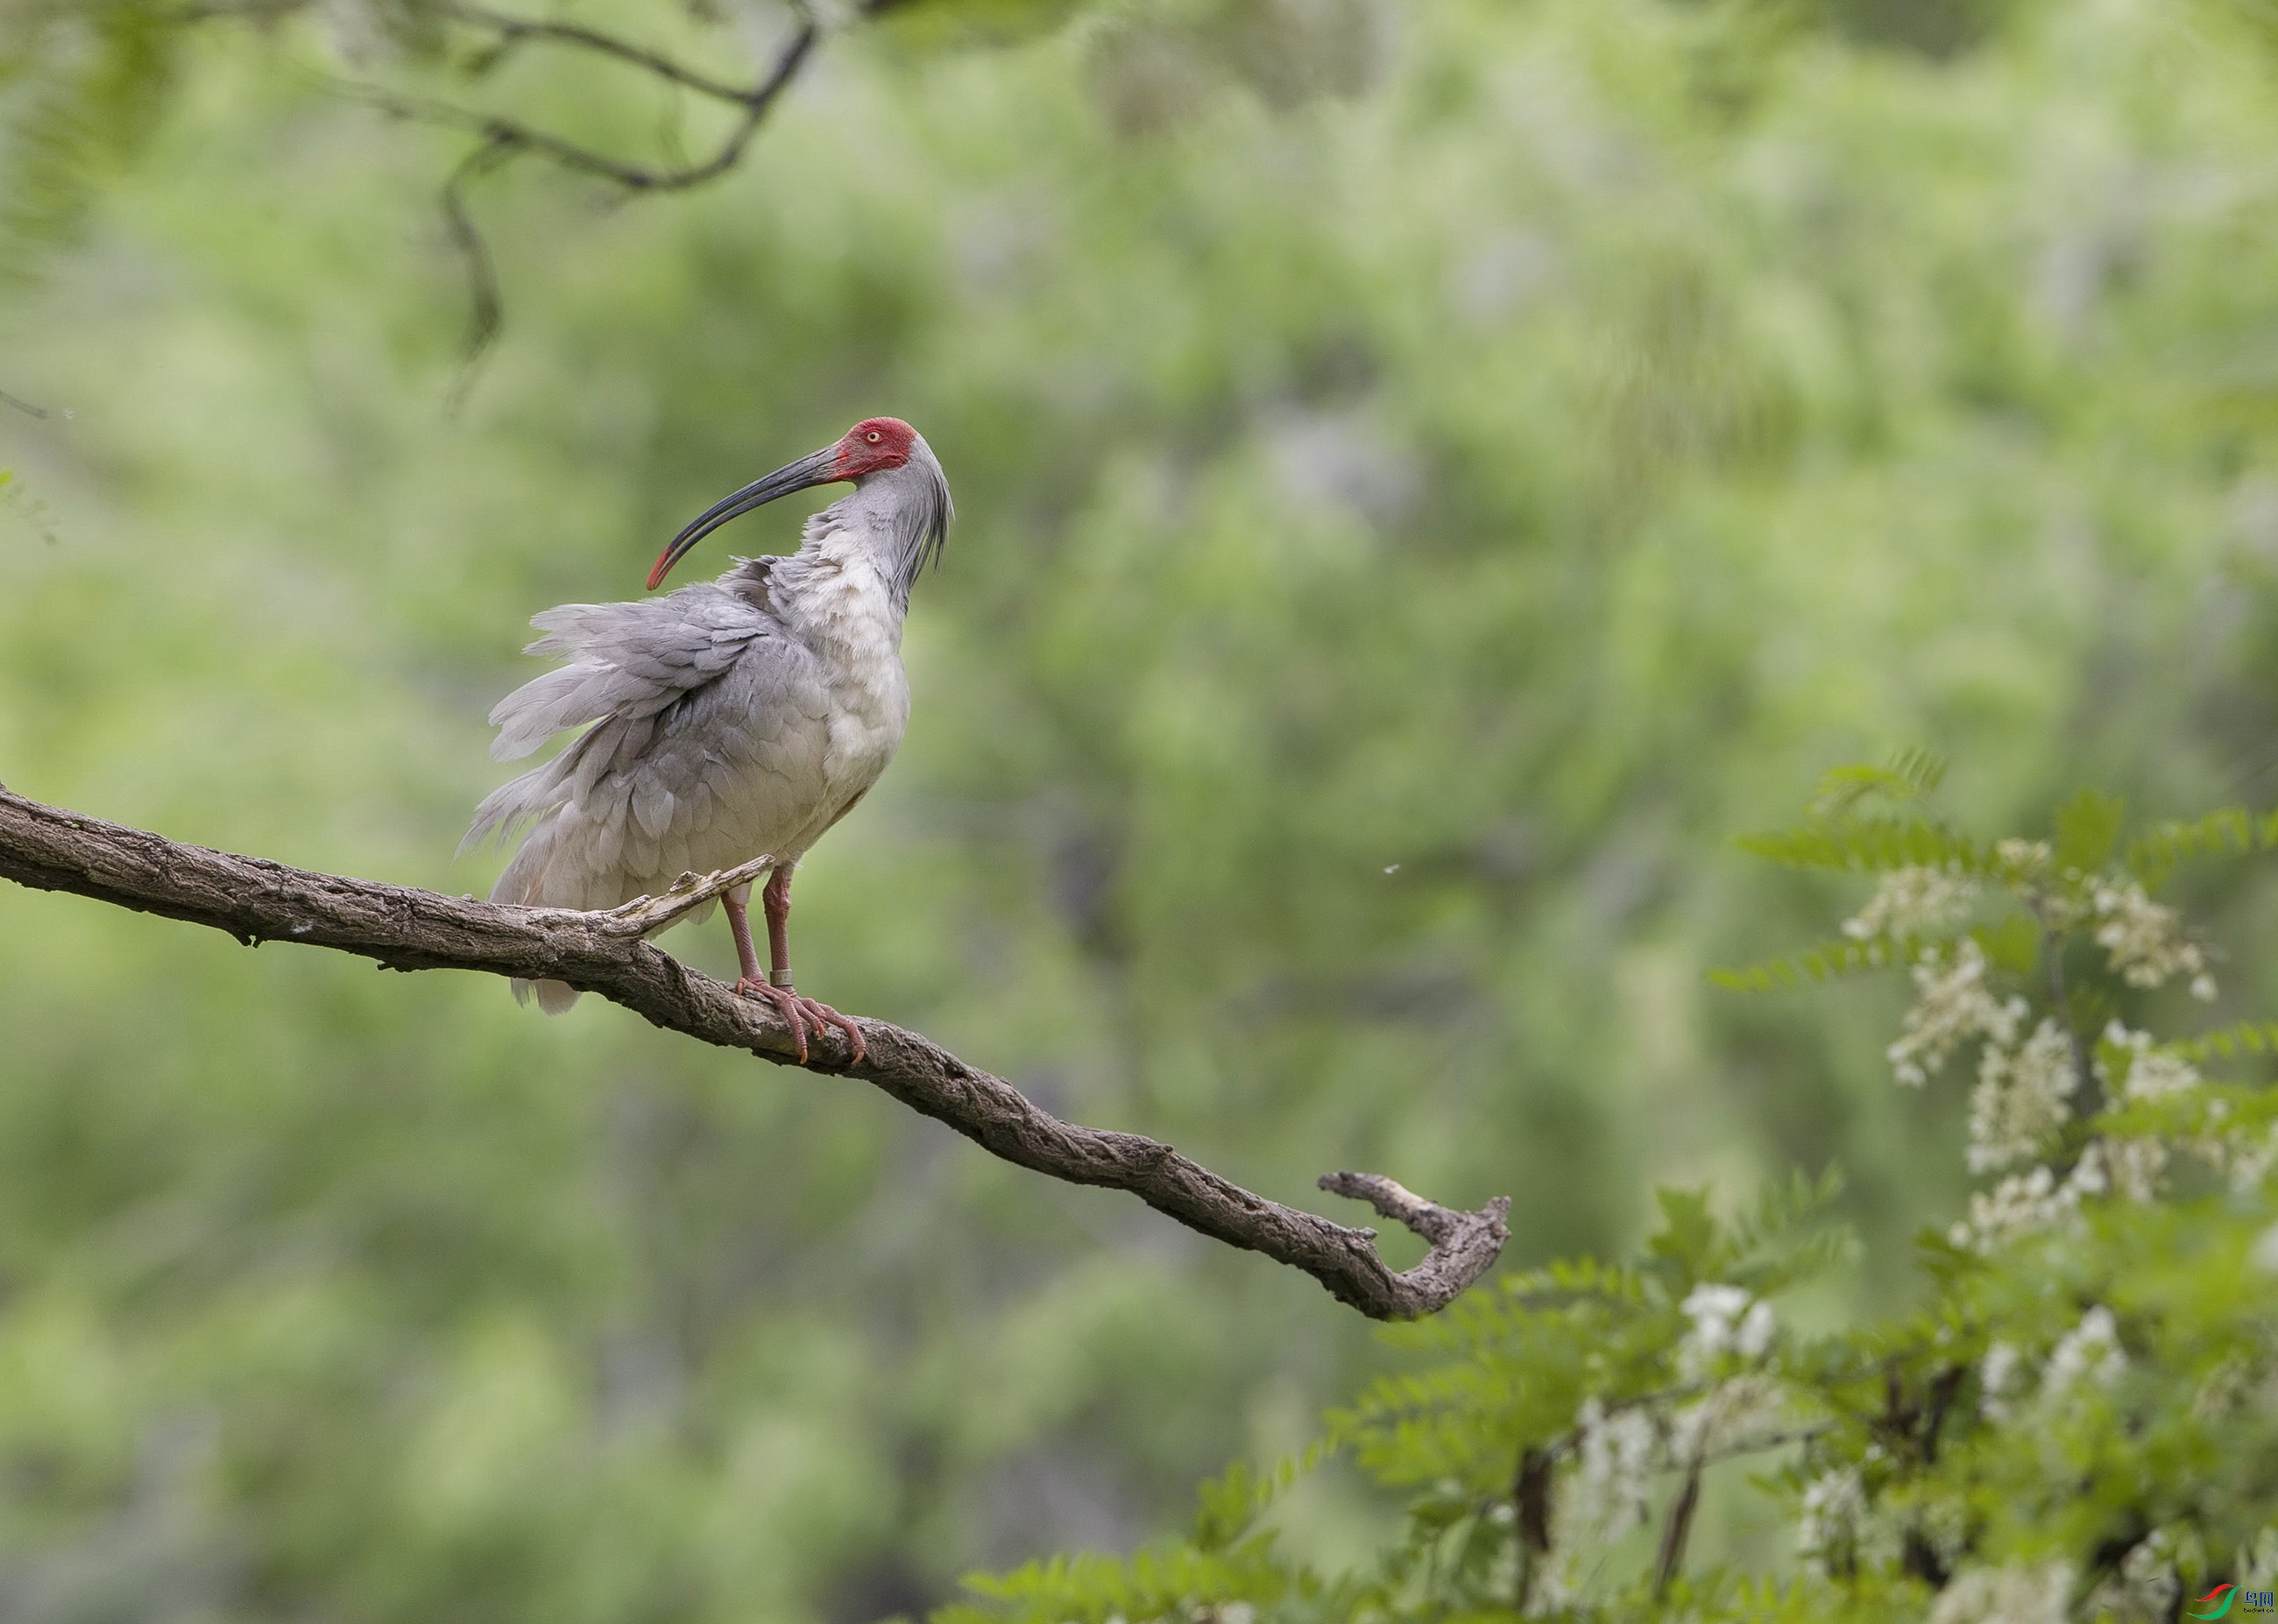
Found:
<box><xmin>723</xmin><ymin>886</ymin><xmax>768</xmax><ymax>985</ymax></box>
<box><xmin>725</xmin><ymin>869</ymin><xmax>866</xmax><ymax>1066</ymax></box>
<box><xmin>725</xmin><ymin>883</ymin><xmax>813</xmax><ymax>1063</ymax></box>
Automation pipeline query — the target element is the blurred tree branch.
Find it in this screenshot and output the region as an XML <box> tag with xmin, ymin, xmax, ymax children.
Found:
<box><xmin>308</xmin><ymin>1</ymin><xmax>836</xmax><ymax>360</ymax></box>
<box><xmin>440</xmin><ymin>1</ymin><xmax>782</xmax><ymax>105</ymax></box>
<box><xmin>0</xmin><ymin>786</ymin><xmax>1510</xmax><ymax>1319</ymax></box>
<box><xmin>10</xmin><ymin>0</ymin><xmax>908</xmax><ymax>358</ymax></box>
<box><xmin>371</xmin><ymin>7</ymin><xmax>822</xmax><ymax>360</ymax></box>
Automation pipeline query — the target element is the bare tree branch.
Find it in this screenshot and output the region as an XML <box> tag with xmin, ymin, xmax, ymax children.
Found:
<box><xmin>1653</xmin><ymin>1454</ymin><xmax>1703</xmax><ymax>1599</ymax></box>
<box><xmin>349</xmin><ymin>11</ymin><xmax>823</xmax><ymax>363</ymax></box>
<box><xmin>342</xmin><ymin>15</ymin><xmax>821</xmax><ymax>198</ymax></box>
<box><xmin>173</xmin><ymin>3</ymin><xmax>825</xmax><ymax>363</ymax></box>
<box><xmin>440</xmin><ymin>132</ymin><xmax>516</xmax><ymax>365</ymax></box>
<box><xmin>443</xmin><ymin>1</ymin><xmax>763</xmax><ymax>106</ymax></box>
<box><xmin>0</xmin><ymin>787</ymin><xmax>1510</xmax><ymax>1320</ymax></box>
<box><xmin>114</xmin><ymin>4</ymin><xmax>888</xmax><ymax>363</ymax></box>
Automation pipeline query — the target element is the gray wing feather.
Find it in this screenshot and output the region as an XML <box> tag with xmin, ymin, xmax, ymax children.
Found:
<box><xmin>464</xmin><ymin>585</ymin><xmax>771</xmax><ymax>856</ymax></box>
<box><xmin>464</xmin><ymin>583</ymin><xmax>831</xmax><ymax>928</ymax></box>
<box><xmin>488</xmin><ymin>590</ymin><xmax>761</xmax><ymax>762</ymax></box>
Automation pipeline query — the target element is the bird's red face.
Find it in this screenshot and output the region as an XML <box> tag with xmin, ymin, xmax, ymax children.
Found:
<box><xmin>648</xmin><ymin>416</ymin><xmax>924</xmax><ymax>590</ymax></box>
<box><xmin>831</xmin><ymin>417</ymin><xmax>918</xmax><ymax>479</ymax></box>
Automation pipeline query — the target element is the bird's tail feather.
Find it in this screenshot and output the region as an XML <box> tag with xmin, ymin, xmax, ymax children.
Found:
<box><xmin>515</xmin><ymin>977</ymin><xmax>583</xmax><ymax>1014</ymax></box>
<box><xmin>490</xmin><ymin>809</ymin><xmax>599</xmax><ymax>1016</ymax></box>
<box><xmin>460</xmin><ymin>760</ymin><xmax>567</xmax><ymax>858</ymax></box>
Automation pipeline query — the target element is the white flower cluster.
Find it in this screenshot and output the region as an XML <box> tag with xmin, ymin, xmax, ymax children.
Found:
<box><xmin>2221</xmin><ymin>1125</ymin><xmax>2278</xmax><ymax>1194</ymax></box>
<box><xmin>2084</xmin><ymin>1532</ymin><xmax>2179</xmax><ymax>1623</ymax></box>
<box><xmin>1994</xmin><ymin>838</ymin><xmax>2052</xmax><ymax>879</ymax></box>
<box><xmin>1956</xmin><ymin>1165</ymin><xmax>2076</xmax><ymax>1248</ymax></box>
<box><xmin>1994</xmin><ymin>839</ymin><xmax>2089</xmax><ymax>926</ymax></box>
<box><xmin>1797</xmin><ymin>1466</ymin><xmax>1865</xmax><ymax>1573</ymax></box>
<box><xmin>1929</xmin><ymin>1561</ymin><xmax>2076</xmax><ymax>1624</ymax></box>
<box><xmin>2102</xmin><ymin>1136</ymin><xmax>2167</xmax><ymax>1202</ymax></box>
<box><xmin>2258</xmin><ymin>1223</ymin><xmax>2278</xmax><ymax>1274</ymax></box>
<box><xmin>1978</xmin><ymin>1311</ymin><xmax>2126</xmax><ymax>1423</ymax></box>
<box><xmin>1955</xmin><ymin>1133</ymin><xmax>2169</xmax><ymax>1248</ymax></box>
<box><xmin>1946</xmin><ymin>1019</ymin><xmax>2202</xmax><ymax>1246</ymax></box>
<box><xmin>1571</xmin><ymin>1397</ymin><xmax>1655</xmax><ymax>1543</ymax></box>
<box><xmin>2246</xmin><ymin>1527</ymin><xmax>2278</xmax><ymax>1591</ymax></box>
<box><xmin>2191</xmin><ymin>1352</ymin><xmax>2255</xmax><ymax>1420</ymax></box>
<box><xmin>1917</xmin><ymin>1496</ymin><xmax>1977</xmax><ymax>1578</ymax></box>
<box><xmin>1843</xmin><ymin>865</ymin><xmax>1980</xmax><ymax>941</ymax></box>
<box><xmin>2098</xmin><ymin>1022</ymin><xmax>2202</xmax><ymax>1103</ymax></box>
<box><xmin>1671</xmin><ymin>1373</ymin><xmax>1783</xmax><ymax>1458</ymax></box>
<box><xmin>2183</xmin><ymin>1100</ymin><xmax>2278</xmax><ymax>1192</ymax></box>
<box><xmin>1980</xmin><ymin>1340</ymin><xmax>2024</xmax><ymax>1422</ymax></box>
<box><xmin>2090</xmin><ymin>879</ymin><xmax>2215</xmax><ymax>999</ymax></box>
<box><xmin>1968</xmin><ymin>1019</ymin><xmax>2078</xmax><ymax>1172</ymax></box>
<box><xmin>2045</xmin><ymin>1305</ymin><xmax>2127</xmax><ymax>1394</ymax></box>
<box><xmin>1888</xmin><ymin>940</ymin><xmax>2027</xmax><ymax>1086</ymax></box>
<box><xmin>2122</xmin><ymin>1051</ymin><xmax>2201</xmax><ymax>1102</ymax></box>
<box><xmin>1677</xmin><ymin>1283</ymin><xmax>1774</xmax><ymax>1379</ymax></box>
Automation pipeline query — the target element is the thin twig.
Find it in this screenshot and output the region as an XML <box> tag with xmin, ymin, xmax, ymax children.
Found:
<box><xmin>336</xmin><ymin>18</ymin><xmax>817</xmax><ymax>196</ymax></box>
<box><xmin>362</xmin><ymin>16</ymin><xmax>819</xmax><ymax>365</ymax></box>
<box><xmin>1692</xmin><ymin>1422</ymin><xmax>1828</xmax><ymax>1466</ymax></box>
<box><xmin>1653</xmin><ymin>1456</ymin><xmax>1703</xmax><ymax>1598</ymax></box>
<box><xmin>1513</xmin><ymin>1444</ymin><xmax>1553</xmax><ymax>1613</ymax></box>
<box><xmin>163</xmin><ymin>0</ymin><xmax>840</xmax><ymax>369</ymax></box>
<box><xmin>0</xmin><ymin>787</ymin><xmax>1510</xmax><ymax>1320</ymax></box>
<box><xmin>440</xmin><ymin>133</ymin><xmax>516</xmax><ymax>369</ymax></box>
<box><xmin>444</xmin><ymin>0</ymin><xmax>759</xmax><ymax>105</ymax></box>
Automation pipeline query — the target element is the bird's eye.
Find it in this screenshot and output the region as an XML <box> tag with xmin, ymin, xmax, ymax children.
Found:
<box><xmin>866</xmin><ymin>431</ymin><xmax>882</xmax><ymax>443</ymax></box>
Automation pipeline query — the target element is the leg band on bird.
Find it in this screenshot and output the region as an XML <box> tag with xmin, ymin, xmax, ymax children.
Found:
<box><xmin>769</xmin><ymin>967</ymin><xmax>796</xmax><ymax>988</ymax></box>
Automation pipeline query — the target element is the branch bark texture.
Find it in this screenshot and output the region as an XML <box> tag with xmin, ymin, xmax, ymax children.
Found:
<box><xmin>0</xmin><ymin>788</ymin><xmax>1510</xmax><ymax>1319</ymax></box>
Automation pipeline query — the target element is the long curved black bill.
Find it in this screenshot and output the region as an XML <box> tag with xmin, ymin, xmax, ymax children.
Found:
<box><xmin>647</xmin><ymin>447</ymin><xmax>840</xmax><ymax>590</ymax></box>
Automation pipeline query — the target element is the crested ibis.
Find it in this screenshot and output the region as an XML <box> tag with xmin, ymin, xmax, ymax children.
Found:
<box><xmin>464</xmin><ymin>417</ymin><xmax>952</xmax><ymax>1063</ymax></box>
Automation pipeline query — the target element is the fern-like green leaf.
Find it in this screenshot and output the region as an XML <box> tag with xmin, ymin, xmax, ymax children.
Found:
<box><xmin>1971</xmin><ymin>914</ymin><xmax>2040</xmax><ymax>975</ymax></box>
<box><xmin>2054</xmin><ymin>787</ymin><xmax>2126</xmax><ymax>874</ymax></box>
<box><xmin>0</xmin><ymin>4</ymin><xmax>182</xmax><ymax>283</ymax></box>
<box><xmin>1709</xmin><ymin>936</ymin><xmax>1902</xmax><ymax>992</ymax></box>
<box><xmin>2165</xmin><ymin>1020</ymin><xmax>2278</xmax><ymax>1065</ymax></box>
<box><xmin>1726</xmin><ymin>1167</ymin><xmax>1846</xmax><ymax>1261</ymax></box>
<box><xmin>1807</xmin><ymin>747</ymin><xmax>1948</xmax><ymax>817</ymax></box>
<box><xmin>1737</xmin><ymin>816</ymin><xmax>1984</xmax><ymax>875</ymax></box>
<box><xmin>2126</xmin><ymin>806</ymin><xmax>2278</xmax><ymax>888</ymax></box>
<box><xmin>1192</xmin><ymin>1440</ymin><xmax>1329</xmax><ymax>1551</ymax></box>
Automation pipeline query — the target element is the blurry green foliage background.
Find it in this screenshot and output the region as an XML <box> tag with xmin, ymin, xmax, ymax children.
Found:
<box><xmin>4</xmin><ymin>0</ymin><xmax>2278</xmax><ymax>1616</ymax></box>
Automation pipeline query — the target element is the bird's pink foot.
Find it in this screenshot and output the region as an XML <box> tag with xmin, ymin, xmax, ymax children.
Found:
<box><xmin>732</xmin><ymin>978</ymin><xmax>867</xmax><ymax>1066</ymax></box>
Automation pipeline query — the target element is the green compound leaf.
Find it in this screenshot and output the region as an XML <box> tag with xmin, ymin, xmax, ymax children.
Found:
<box><xmin>1192</xmin><ymin>1440</ymin><xmax>1329</xmax><ymax>1552</ymax></box>
<box><xmin>2126</xmin><ymin>805</ymin><xmax>2278</xmax><ymax>888</ymax></box>
<box><xmin>1736</xmin><ymin>816</ymin><xmax>1984</xmax><ymax>875</ymax></box>
<box><xmin>1971</xmin><ymin>914</ymin><xmax>2040</xmax><ymax>975</ymax></box>
<box><xmin>2164</xmin><ymin>1020</ymin><xmax>2278</xmax><ymax>1065</ymax></box>
<box><xmin>1709</xmin><ymin>935</ymin><xmax>1904</xmax><ymax>992</ymax></box>
<box><xmin>2053</xmin><ymin>787</ymin><xmax>2126</xmax><ymax>874</ymax></box>
<box><xmin>1808</xmin><ymin>747</ymin><xmax>1948</xmax><ymax>817</ymax></box>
